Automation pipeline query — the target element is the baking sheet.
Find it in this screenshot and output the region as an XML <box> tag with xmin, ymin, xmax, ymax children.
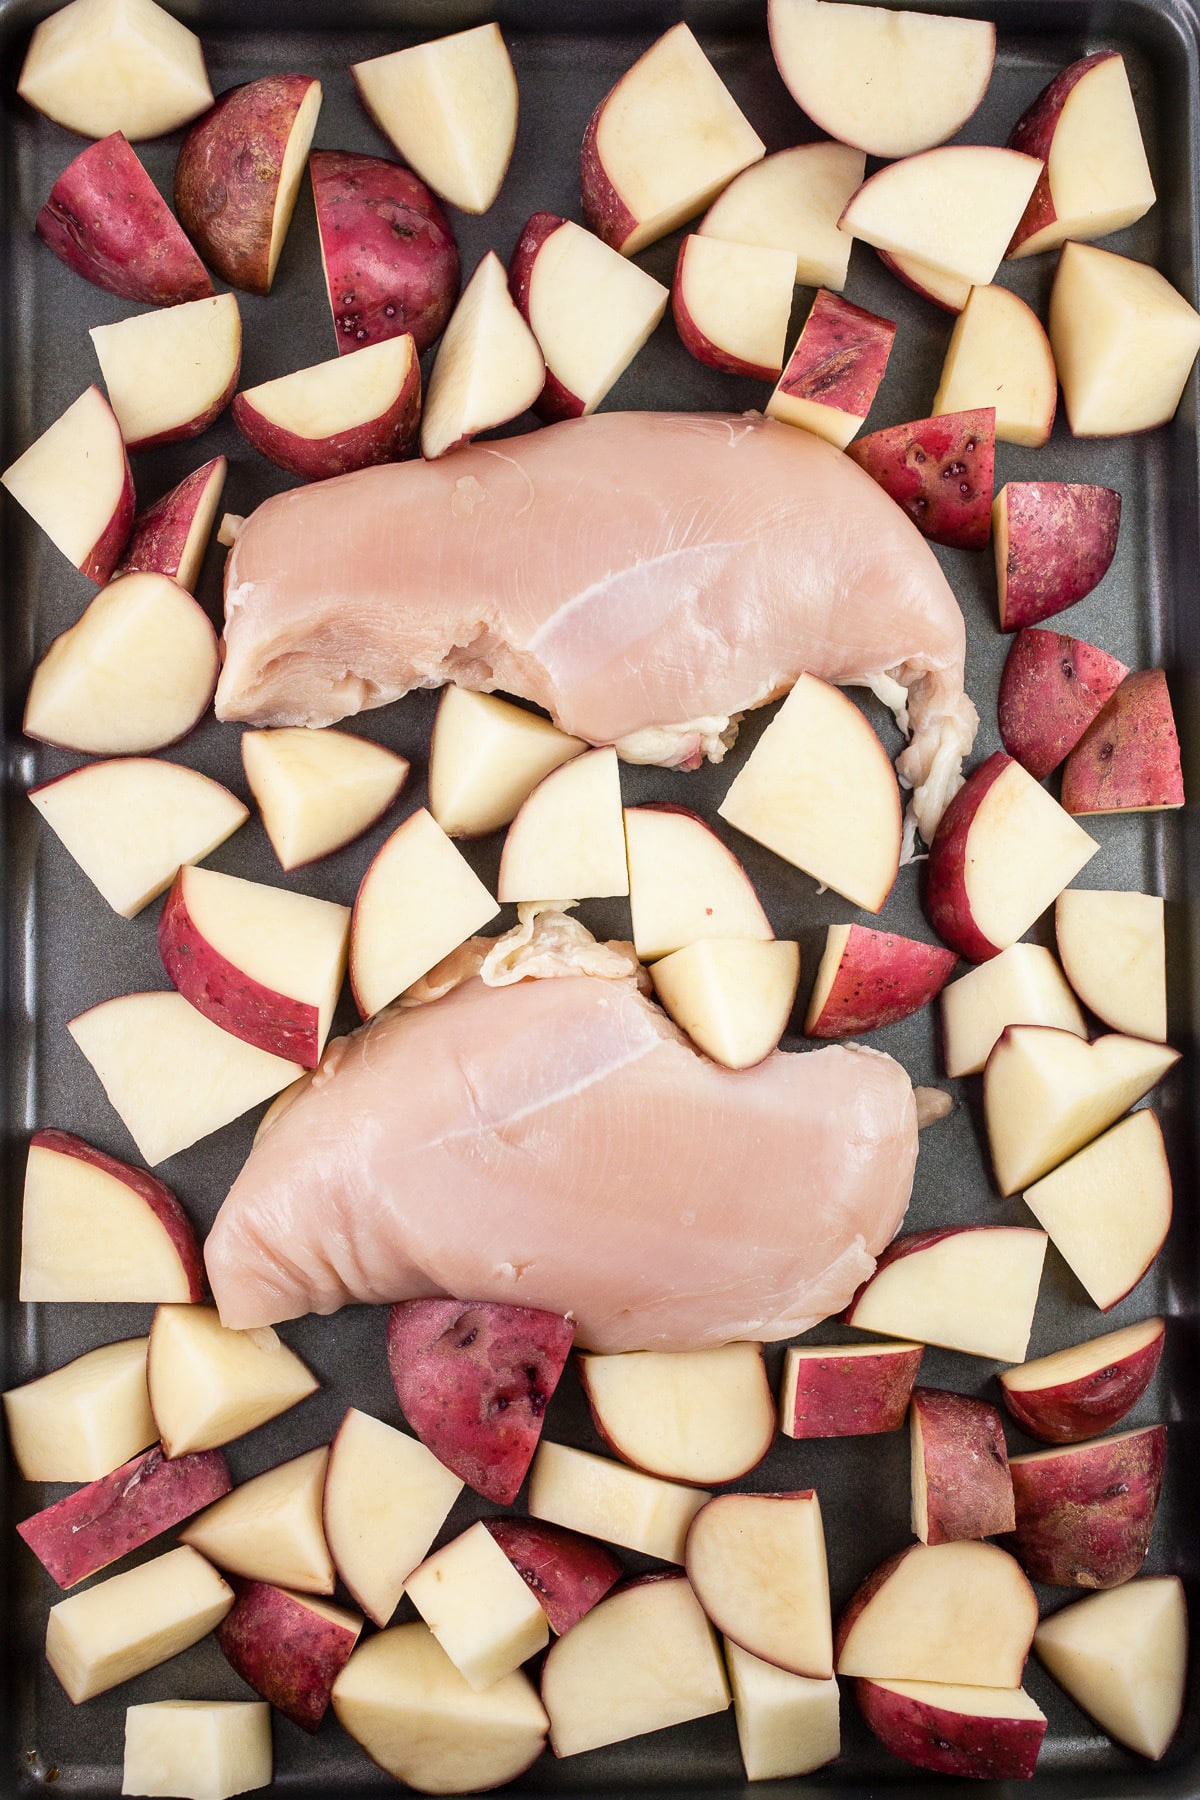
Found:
<box><xmin>1</xmin><ymin>0</ymin><xmax>1198</xmax><ymax>1792</ymax></box>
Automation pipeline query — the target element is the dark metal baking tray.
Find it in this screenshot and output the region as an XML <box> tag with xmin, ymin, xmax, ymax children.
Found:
<box><xmin>1</xmin><ymin>0</ymin><xmax>1198</xmax><ymax>1792</ymax></box>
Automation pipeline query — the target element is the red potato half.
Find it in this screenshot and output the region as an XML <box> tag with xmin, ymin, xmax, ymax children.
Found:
<box><xmin>16</xmin><ymin>0</ymin><xmax>213</xmax><ymax>141</ymax></box>
<box><xmin>835</xmin><ymin>1539</ymin><xmax>1038</xmax><ymax>1687</ymax></box>
<box><xmin>768</xmin><ymin>0</ymin><xmax>995</xmax><ymax>159</ymax></box>
<box><xmin>1003</xmin><ymin>1424</ymin><xmax>1167</xmax><ymax>1588</ymax></box>
<box><xmin>999</xmin><ymin>1316</ymin><xmax>1165</xmax><ymax>1445</ymax></box>
<box><xmin>482</xmin><ymin>1519</ymin><xmax>622</xmax><ymax>1637</ymax></box>
<box><xmin>843</xmin><ymin>1225</ymin><xmax>1047</xmax><ymax>1365</ymax></box>
<box><xmin>924</xmin><ymin>752</ymin><xmax>1098</xmax><ymax>963</ymax></box>
<box><xmin>845</xmin><ymin>408</ymin><xmax>995</xmax><ymax>551</ymax></box>
<box><xmin>1061</xmin><ymin>669</ymin><xmax>1185</xmax><ymax>815</ymax></box>
<box><xmin>311</xmin><ymin>149</ymin><xmax>459</xmax><ymax>357</ymax></box>
<box><xmin>998</xmin><ymin>628</ymin><xmax>1129</xmax><ymax>781</ymax></box>
<box><xmin>1049</xmin><ymin>241</ymin><xmax>1200</xmax><ymax>436</ymax></box>
<box><xmin>804</xmin><ymin>924</ymin><xmax>957</xmax><ymax>1038</ymax></box>
<box><xmin>420</xmin><ymin>251</ymin><xmax>544</xmax><ymax>461</ymax></box>
<box><xmin>157</xmin><ymin>863</ymin><xmax>350</xmax><ymax>1069</ymax></box>
<box><xmin>175</xmin><ymin>75</ymin><xmax>321</xmax><ymax>295</ymax></box>
<box><xmin>767</xmin><ymin>288</ymin><xmax>895</xmax><ymax>448</ymax></box>
<box><xmin>686</xmin><ymin>1491</ymin><xmax>832</xmax><ymax>1678</ymax></box>
<box><xmin>18</xmin><ymin>1444</ymin><xmax>231</xmax><ymax>1589</ymax></box>
<box><xmin>698</xmin><ymin>140</ymin><xmax>865</xmax><ymax>290</ymax></box>
<box><xmin>839</xmin><ymin>147</ymin><xmax>1042</xmax><ymax>288</ymax></box>
<box><xmin>580</xmin><ymin>22</ymin><xmax>764</xmax><ymax>256</ymax></box>
<box><xmin>89</xmin><ymin>292</ymin><xmax>241</xmax><ymax>452</ymax></box>
<box><xmin>933</xmin><ymin>284</ymin><xmax>1057</xmax><ymax>449</ymax></box>
<box><xmin>577</xmin><ymin>1342</ymin><xmax>775</xmax><ymax>1485</ymax></box>
<box><xmin>994</xmin><ymin>483</ymin><xmax>1122</xmax><ymax>631</ymax></box>
<box><xmin>1</xmin><ymin>385</ymin><xmax>133</xmax><ymax>584</ymax></box>
<box><xmin>386</xmin><ymin>1298</ymin><xmax>574</xmax><ymax>1505</ymax></box>
<box><xmin>1007</xmin><ymin>52</ymin><xmax>1156</xmax><ymax>260</ymax></box>
<box><xmin>509</xmin><ymin>212</ymin><xmax>668</xmax><ymax>422</ymax></box>
<box><xmin>24</xmin><ymin>571</ymin><xmax>219</xmax><ymax>757</ymax></box>
<box><xmin>1056</xmin><ymin>888</ymin><xmax>1167</xmax><ymax>1042</ymax></box>
<box><xmin>1034</xmin><ymin>1577</ymin><xmax>1188</xmax><ymax>1760</ymax></box>
<box><xmin>36</xmin><ymin>132</ymin><xmax>212</xmax><ymax>305</ymax></box>
<box><xmin>857</xmin><ymin>1678</ymin><xmax>1046</xmax><ymax>1781</ymax></box>
<box><xmin>115</xmin><ymin>456</ymin><xmax>226</xmax><ymax>594</ymax></box>
<box><xmin>19</xmin><ymin>1126</ymin><xmax>203</xmax><ymax>1304</ymax></box>
<box><xmin>909</xmin><ymin>1388</ymin><xmax>1015</xmax><ymax>1546</ymax></box>
<box><xmin>233</xmin><ymin>335</ymin><xmax>421</xmax><ymax>481</ymax></box>
<box><xmin>780</xmin><ymin>1341</ymin><xmax>923</xmax><ymax>1438</ymax></box>
<box><xmin>673</xmin><ymin>235</ymin><xmax>796</xmax><ymax>379</ymax></box>
<box><xmin>216</xmin><ymin>1580</ymin><xmax>362</xmax><ymax>1732</ymax></box>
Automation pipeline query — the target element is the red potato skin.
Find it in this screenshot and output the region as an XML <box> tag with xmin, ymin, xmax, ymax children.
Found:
<box><xmin>671</xmin><ymin>236</ymin><xmax>781</xmax><ymax>381</ymax></box>
<box><xmin>216</xmin><ymin>1579</ymin><xmax>361</xmax><ymax>1732</ymax></box>
<box><xmin>845</xmin><ymin>409</ymin><xmax>995</xmax><ymax>551</ymax></box>
<box><xmin>579</xmin><ymin>105</ymin><xmax>639</xmax><ymax>252</ymax></box>
<box><xmin>509</xmin><ymin>213</ymin><xmax>585</xmax><ymax>422</ymax></box>
<box><xmin>232</xmin><ymin>348</ymin><xmax>421</xmax><ymax>482</ymax></box>
<box><xmin>1000</xmin><ymin>1325</ymin><xmax>1164</xmax><ymax>1445</ymax></box>
<box><xmin>387</xmin><ymin>1298</ymin><xmax>575</xmax><ymax>1505</ymax></box>
<box><xmin>998</xmin><ymin>628</ymin><xmax>1129</xmax><ymax>781</ymax></box>
<box><xmin>17</xmin><ymin>1444</ymin><xmax>231</xmax><ymax>1588</ymax></box>
<box><xmin>783</xmin><ymin>1345</ymin><xmax>923</xmax><ymax>1437</ymax></box>
<box><xmin>29</xmin><ymin>1126</ymin><xmax>205</xmax><ymax>1299</ymax></box>
<box><xmin>778</xmin><ymin>290</ymin><xmax>896</xmax><ymax>418</ymax></box>
<box><xmin>997</xmin><ymin>482</ymin><xmax>1122</xmax><ymax>630</ymax></box>
<box><xmin>310</xmin><ymin>150</ymin><xmax>459</xmax><ymax>357</ymax></box>
<box><xmin>1002</xmin><ymin>1425</ymin><xmax>1167</xmax><ymax>1587</ymax></box>
<box><xmin>856</xmin><ymin>1677</ymin><xmax>1046</xmax><ymax>1780</ymax></box>
<box><xmin>875</xmin><ymin>248</ymin><xmax>966</xmax><ymax>314</ymax></box>
<box><xmin>924</xmin><ymin>751</ymin><xmax>1015</xmax><ymax>962</ymax></box>
<box><xmin>1060</xmin><ymin>669</ymin><xmax>1185</xmax><ymax>814</ymax></box>
<box><xmin>114</xmin><ymin>456</ymin><xmax>225</xmax><ymax>590</ymax></box>
<box><xmin>157</xmin><ymin>870</ymin><xmax>323</xmax><ymax>1068</ymax></box>
<box><xmin>37</xmin><ymin>133</ymin><xmax>213</xmax><ymax>307</ymax></box>
<box><xmin>805</xmin><ymin>925</ymin><xmax>958</xmax><ymax>1038</ymax></box>
<box><xmin>174</xmin><ymin>76</ymin><xmax>319</xmax><ymax>296</ymax></box>
<box><xmin>1006</xmin><ymin>53</ymin><xmax>1115</xmax><ymax>255</ymax></box>
<box><xmin>482</xmin><ymin>1517</ymin><xmax>622</xmax><ymax>1635</ymax></box>
<box><xmin>82</xmin><ymin>446</ymin><xmax>136</xmax><ymax>585</ymax></box>
<box><xmin>911</xmin><ymin>1387</ymin><xmax>1015</xmax><ymax>1545</ymax></box>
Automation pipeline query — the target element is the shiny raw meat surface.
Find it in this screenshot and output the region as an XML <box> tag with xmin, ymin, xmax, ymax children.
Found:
<box><xmin>217</xmin><ymin>411</ymin><xmax>976</xmax><ymax>839</ymax></box>
<box><xmin>205</xmin><ymin>972</ymin><xmax>918</xmax><ymax>1351</ymax></box>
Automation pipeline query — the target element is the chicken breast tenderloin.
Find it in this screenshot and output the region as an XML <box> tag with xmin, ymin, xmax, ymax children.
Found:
<box><xmin>217</xmin><ymin>411</ymin><xmax>977</xmax><ymax>840</ymax></box>
<box><xmin>204</xmin><ymin>971</ymin><xmax>917</xmax><ymax>1351</ymax></box>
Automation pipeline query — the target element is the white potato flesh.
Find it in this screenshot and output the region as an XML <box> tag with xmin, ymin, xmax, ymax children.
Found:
<box><xmin>836</xmin><ymin>1540</ymin><xmax>1037</xmax><ymax>1687</ymax></box>
<box><xmin>1034</xmin><ymin>1577</ymin><xmax>1187</xmax><ymax>1759</ymax></box>
<box><xmin>1011</xmin><ymin>55</ymin><xmax>1155</xmax><ymax>258</ymax></box>
<box><xmin>265</xmin><ymin>81</ymin><xmax>323</xmax><ymax>287</ymax></box>
<box><xmin>1049</xmin><ymin>242</ymin><xmax>1200</xmax><ymax>436</ymax></box>
<box><xmin>687</xmin><ymin>1491</ymin><xmax>832</xmax><ymax>1677</ymax></box>
<box><xmin>959</xmin><ymin>760</ymin><xmax>1098</xmax><ymax>950</ymax></box>
<box><xmin>725</xmin><ymin>1643</ymin><xmax>840</xmax><ymax>1781</ymax></box>
<box><xmin>18</xmin><ymin>0</ymin><xmax>212</xmax><ymax>140</ymax></box>
<box><xmin>428</xmin><ymin>688</ymin><xmax>585</xmax><ymax>839</ymax></box>
<box><xmin>1056</xmin><ymin>889</ymin><xmax>1166</xmax><ymax>1041</ymax></box>
<box><xmin>242</xmin><ymin>727</ymin><xmax>407</xmax><ymax>871</ymax></box>
<box><xmin>650</xmin><ymin>939</ymin><xmax>801</xmax><ymax>1070</ymax></box>
<box><xmin>933</xmin><ymin>284</ymin><xmax>1058</xmax><ymax>447</ymax></box>
<box><xmin>240</xmin><ymin>336</ymin><xmax>415</xmax><ymax>440</ymax></box>
<box><xmin>624</xmin><ymin>806</ymin><xmax>771</xmax><ymax>961</ymax></box>
<box><xmin>181</xmin><ymin>1447</ymin><xmax>334</xmax><ymax>1593</ymax></box>
<box><xmin>147</xmin><ymin>1303</ymin><xmax>317</xmax><ymax>1457</ymax></box>
<box><xmin>848</xmin><ymin>1228</ymin><xmax>1047</xmax><ymax>1364</ymax></box>
<box><xmin>940</xmin><ymin>942</ymin><xmax>1087</xmax><ymax>1079</ymax></box>
<box><xmin>699</xmin><ymin>141</ymin><xmax>864</xmax><ymax>288</ymax></box>
<box><xmin>1001</xmin><ymin>1315</ymin><xmax>1164</xmax><ymax>1396</ymax></box>
<box><xmin>839</xmin><ymin>148</ymin><xmax>1041</xmax><ymax>287</ymax></box>
<box><xmin>90</xmin><ymin>293</ymin><xmax>241</xmax><ymax>448</ymax></box>
<box><xmin>421</xmin><ymin>252</ymin><xmax>544</xmax><ymax>459</ymax></box>
<box><xmin>47</xmin><ymin>1547</ymin><xmax>232</xmax><ymax>1704</ymax></box>
<box><xmin>122</xmin><ymin>1700</ymin><xmax>271</xmax><ymax>1800</ymax></box>
<box><xmin>578</xmin><ymin>1342</ymin><xmax>774</xmax><ymax>1483</ymax></box>
<box><xmin>20</xmin><ymin>1139</ymin><xmax>192</xmax><ymax>1303</ymax></box>
<box><xmin>526</xmin><ymin>219</ymin><xmax>668</xmax><ymax>411</ymax></box>
<box><xmin>528</xmin><ymin>1441</ymin><xmax>709</xmax><ymax>1564</ymax></box>
<box><xmin>1</xmin><ymin>386</ymin><xmax>128</xmax><ymax>570</ymax></box>
<box><xmin>406</xmin><ymin>1522</ymin><xmax>549</xmax><ymax>1692</ymax></box>
<box><xmin>3</xmin><ymin>1337</ymin><xmax>154</xmax><ymax>1482</ymax></box>
<box><xmin>676</xmin><ymin>236</ymin><xmax>796</xmax><ymax>374</ymax></box>
<box><xmin>498</xmin><ymin>747</ymin><xmax>629</xmax><ymax>902</ymax></box>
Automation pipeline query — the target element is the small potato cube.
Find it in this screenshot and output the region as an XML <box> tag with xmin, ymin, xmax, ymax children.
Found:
<box><xmin>47</xmin><ymin>1546</ymin><xmax>233</xmax><ymax>1703</ymax></box>
<box><xmin>405</xmin><ymin>1521</ymin><xmax>549</xmax><ymax>1691</ymax></box>
<box><xmin>4</xmin><ymin>1337</ymin><xmax>154</xmax><ymax>1482</ymax></box>
<box><xmin>123</xmin><ymin>1700</ymin><xmax>271</xmax><ymax>1799</ymax></box>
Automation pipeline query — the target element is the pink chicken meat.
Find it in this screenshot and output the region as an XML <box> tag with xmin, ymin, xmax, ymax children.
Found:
<box><xmin>205</xmin><ymin>968</ymin><xmax>917</xmax><ymax>1351</ymax></box>
<box><xmin>216</xmin><ymin>411</ymin><xmax>976</xmax><ymax>839</ymax></box>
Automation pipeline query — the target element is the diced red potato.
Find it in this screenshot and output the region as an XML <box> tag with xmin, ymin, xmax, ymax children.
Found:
<box><xmin>1049</xmin><ymin>241</ymin><xmax>1200</xmax><ymax>436</ymax></box>
<box><xmin>497</xmin><ymin>747</ymin><xmax>629</xmax><ymax>905</ymax></box>
<box><xmin>698</xmin><ymin>140</ymin><xmax>865</xmax><ymax>290</ymax></box>
<box><xmin>650</xmin><ymin>939</ymin><xmax>801</xmax><ymax>1071</ymax></box>
<box><xmin>403</xmin><ymin>1521</ymin><xmax>550</xmax><ymax>1692</ymax></box>
<box><xmin>1003</xmin><ymin>1425</ymin><xmax>1167</xmax><ymax>1588</ymax></box>
<box><xmin>420</xmin><ymin>252</ymin><xmax>544</xmax><ymax>460</ymax></box>
<box><xmin>36</xmin><ymin>132</ymin><xmax>212</xmax><ymax>305</ymax></box>
<box><xmin>580</xmin><ymin>22</ymin><xmax>765</xmax><ymax>256</ymax></box>
<box><xmin>834</xmin><ymin>1539</ymin><xmax>1038</xmax><ymax>1687</ymax></box>
<box><xmin>838</xmin><ymin>147</ymin><xmax>1042</xmax><ymax>288</ymax></box>
<box><xmin>576</xmin><ymin>1342</ymin><xmax>775</xmax><ymax>1485</ymax></box>
<box><xmin>4</xmin><ymin>1337</ymin><xmax>156</xmax><ymax>1484</ymax></box>
<box><xmin>725</xmin><ymin>1644</ymin><xmax>840</xmax><ymax>1781</ymax></box>
<box><xmin>386</xmin><ymin>1298</ymin><xmax>574</xmax><ymax>1505</ymax></box>
<box><xmin>310</xmin><ymin>149</ymin><xmax>460</xmax><ymax>357</ymax></box>
<box><xmin>216</xmin><ymin>1580</ymin><xmax>362</xmax><ymax>1732</ymax></box>
<box><xmin>16</xmin><ymin>0</ymin><xmax>213</xmax><ymax>141</ymax></box>
<box><xmin>803</xmin><ymin>924</ymin><xmax>957</xmax><ymax>1038</ymax></box>
<box><xmin>1060</xmin><ymin>670</ymin><xmax>1185</xmax><ymax>815</ymax></box>
<box><xmin>89</xmin><ymin>292</ymin><xmax>242</xmax><ymax>453</ymax></box>
<box><xmin>1034</xmin><ymin>1577</ymin><xmax>1188</xmax><ymax>1761</ymax></box>
<box><xmin>876</xmin><ymin>247</ymin><xmax>970</xmax><ymax>313</ymax></box>
<box><xmin>179</xmin><ymin>1446</ymin><xmax>335</xmax><ymax>1595</ymax></box>
<box><xmin>0</xmin><ymin>385</ymin><xmax>133</xmax><ymax>584</ymax></box>
<box><xmin>994</xmin><ymin>482</ymin><xmax>1122</xmax><ymax>631</ymax></box>
<box><xmin>999</xmin><ymin>1317</ymin><xmax>1165</xmax><ymax>1445</ymax></box>
<box><xmin>233</xmin><ymin>335</ymin><xmax>422</xmax><ymax>480</ymax></box>
<box><xmin>114</xmin><ymin>456</ymin><xmax>226</xmax><ymax>593</ymax></box>
<box><xmin>509</xmin><ymin>212</ymin><xmax>668</xmax><ymax>421</ymax></box>
<box><xmin>779</xmin><ymin>1341</ymin><xmax>923</xmax><ymax>1439</ymax></box>
<box><xmin>175</xmin><ymin>75</ymin><xmax>322</xmax><ymax>296</ymax></box>
<box><xmin>940</xmin><ymin>943</ymin><xmax>1087</xmax><ymax>1082</ymax></box>
<box><xmin>624</xmin><ymin>804</ymin><xmax>772</xmax><ymax>962</ymax></box>
<box><xmin>998</xmin><ymin>628</ymin><xmax>1129</xmax><ymax>780</ymax></box>
<box><xmin>529</xmin><ymin>1441</ymin><xmax>709</xmax><ymax>1565</ymax></box>
<box><xmin>845</xmin><ymin>408</ymin><xmax>995</xmax><ymax>551</ymax></box>
<box><xmin>1006</xmin><ymin>52</ymin><xmax>1156</xmax><ymax>260</ymax></box>
<box><xmin>672</xmin><ymin>235</ymin><xmax>796</xmax><ymax>379</ymax></box>
<box><xmin>856</xmin><ymin>1678</ymin><xmax>1046</xmax><ymax>1781</ymax></box>
<box><xmin>933</xmin><ymin>284</ymin><xmax>1058</xmax><ymax>449</ymax></box>
<box><xmin>146</xmin><ymin>1303</ymin><xmax>318</xmax><ymax>1458</ymax></box>
<box><xmin>482</xmin><ymin>1518</ymin><xmax>622</xmax><ymax>1637</ymax></box>
<box><xmin>909</xmin><ymin>1387</ymin><xmax>1015</xmax><ymax>1546</ymax></box>
<box><xmin>1056</xmin><ymin>888</ymin><xmax>1167</xmax><ymax>1042</ymax></box>
<box><xmin>767</xmin><ymin>289</ymin><xmax>896</xmax><ymax>448</ymax></box>
<box><xmin>243</xmin><ymin>727</ymin><xmax>410</xmax><ymax>872</ymax></box>
<box><xmin>685</xmin><ymin>1491</ymin><xmax>832</xmax><ymax>1678</ymax></box>
<box><xmin>17</xmin><ymin>1444</ymin><xmax>231</xmax><ymax>1588</ymax></box>
<box><xmin>842</xmin><ymin>1225</ymin><xmax>1048</xmax><ymax>1364</ymax></box>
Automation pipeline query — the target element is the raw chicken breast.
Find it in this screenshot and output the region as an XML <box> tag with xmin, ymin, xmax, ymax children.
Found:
<box><xmin>205</xmin><ymin>971</ymin><xmax>917</xmax><ymax>1351</ymax></box>
<box><xmin>217</xmin><ymin>411</ymin><xmax>976</xmax><ymax>839</ymax></box>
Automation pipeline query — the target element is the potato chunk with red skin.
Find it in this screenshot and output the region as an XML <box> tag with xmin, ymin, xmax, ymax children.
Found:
<box><xmin>998</xmin><ymin>628</ymin><xmax>1129</xmax><ymax>781</ymax></box>
<box><xmin>846</xmin><ymin>409</ymin><xmax>994</xmax><ymax>550</ymax></box>
<box><xmin>1002</xmin><ymin>1425</ymin><xmax>1166</xmax><ymax>1588</ymax></box>
<box><xmin>1060</xmin><ymin>670</ymin><xmax>1185</xmax><ymax>815</ymax></box>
